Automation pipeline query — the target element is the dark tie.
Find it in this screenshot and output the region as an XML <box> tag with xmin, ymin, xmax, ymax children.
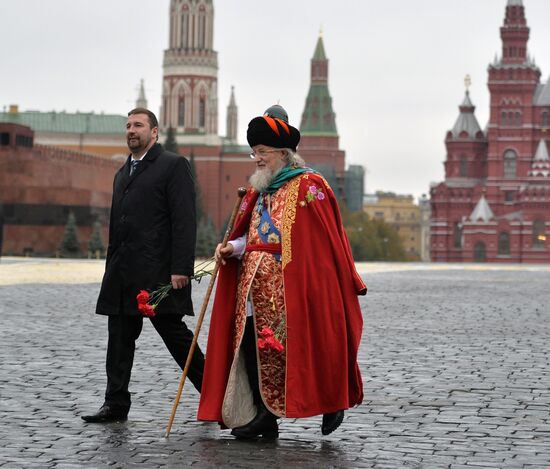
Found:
<box><xmin>129</xmin><ymin>160</ymin><xmax>140</xmax><ymax>176</ymax></box>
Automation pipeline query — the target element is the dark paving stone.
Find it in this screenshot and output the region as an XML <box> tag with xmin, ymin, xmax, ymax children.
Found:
<box><xmin>1</xmin><ymin>267</ymin><xmax>549</xmax><ymax>467</ymax></box>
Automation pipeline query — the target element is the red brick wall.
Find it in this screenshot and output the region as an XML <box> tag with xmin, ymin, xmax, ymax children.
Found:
<box><xmin>1</xmin><ymin>140</ymin><xmax>119</xmax><ymax>256</ymax></box>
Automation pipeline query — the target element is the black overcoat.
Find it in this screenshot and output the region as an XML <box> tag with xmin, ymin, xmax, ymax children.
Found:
<box><xmin>96</xmin><ymin>143</ymin><xmax>196</xmax><ymax>316</ymax></box>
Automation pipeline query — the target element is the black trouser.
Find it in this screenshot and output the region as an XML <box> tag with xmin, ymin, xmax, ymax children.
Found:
<box><xmin>105</xmin><ymin>314</ymin><xmax>205</xmax><ymax>411</ymax></box>
<box><xmin>241</xmin><ymin>316</ymin><xmax>261</xmax><ymax>405</ymax></box>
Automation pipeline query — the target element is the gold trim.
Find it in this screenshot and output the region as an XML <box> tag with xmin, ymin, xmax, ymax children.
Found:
<box><xmin>281</xmin><ymin>176</ymin><xmax>301</xmax><ymax>269</ymax></box>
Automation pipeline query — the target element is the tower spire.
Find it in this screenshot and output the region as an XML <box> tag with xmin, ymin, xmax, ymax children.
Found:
<box><xmin>300</xmin><ymin>34</ymin><xmax>337</xmax><ymax>135</ymax></box>
<box><xmin>226</xmin><ymin>86</ymin><xmax>238</xmax><ymax>143</ymax></box>
<box><xmin>136</xmin><ymin>79</ymin><xmax>148</xmax><ymax>109</ymax></box>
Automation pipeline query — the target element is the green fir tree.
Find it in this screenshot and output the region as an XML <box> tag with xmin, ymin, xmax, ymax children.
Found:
<box><xmin>164</xmin><ymin>127</ymin><xmax>179</xmax><ymax>153</ymax></box>
<box><xmin>59</xmin><ymin>212</ymin><xmax>81</xmax><ymax>258</ymax></box>
<box><xmin>88</xmin><ymin>220</ymin><xmax>105</xmax><ymax>257</ymax></box>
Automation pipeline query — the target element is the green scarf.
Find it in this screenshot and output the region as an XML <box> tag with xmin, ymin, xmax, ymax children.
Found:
<box><xmin>263</xmin><ymin>165</ymin><xmax>314</xmax><ymax>194</ymax></box>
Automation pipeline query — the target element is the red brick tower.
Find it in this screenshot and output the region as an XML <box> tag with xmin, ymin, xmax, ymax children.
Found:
<box><xmin>430</xmin><ymin>0</ymin><xmax>550</xmax><ymax>263</ymax></box>
<box><xmin>160</xmin><ymin>0</ymin><xmax>219</xmax><ymax>143</ymax></box>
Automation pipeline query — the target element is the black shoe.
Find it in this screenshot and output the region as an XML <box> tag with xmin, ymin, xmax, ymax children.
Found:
<box><xmin>321</xmin><ymin>410</ymin><xmax>344</xmax><ymax>435</ymax></box>
<box><xmin>231</xmin><ymin>404</ymin><xmax>279</xmax><ymax>439</ymax></box>
<box><xmin>81</xmin><ymin>405</ymin><xmax>128</xmax><ymax>423</ymax></box>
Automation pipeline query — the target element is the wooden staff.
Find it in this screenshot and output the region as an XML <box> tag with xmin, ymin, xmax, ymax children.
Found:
<box><xmin>165</xmin><ymin>186</ymin><xmax>247</xmax><ymax>438</ymax></box>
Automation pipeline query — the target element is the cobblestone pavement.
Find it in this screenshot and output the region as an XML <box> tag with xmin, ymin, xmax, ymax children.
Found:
<box><xmin>1</xmin><ymin>259</ymin><xmax>549</xmax><ymax>468</ymax></box>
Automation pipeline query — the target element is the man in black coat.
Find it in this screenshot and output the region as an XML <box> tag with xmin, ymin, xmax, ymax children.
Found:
<box><xmin>82</xmin><ymin>108</ymin><xmax>204</xmax><ymax>423</ymax></box>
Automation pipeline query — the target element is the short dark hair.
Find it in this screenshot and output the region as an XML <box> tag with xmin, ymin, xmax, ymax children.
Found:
<box><xmin>128</xmin><ymin>108</ymin><xmax>159</xmax><ymax>129</ymax></box>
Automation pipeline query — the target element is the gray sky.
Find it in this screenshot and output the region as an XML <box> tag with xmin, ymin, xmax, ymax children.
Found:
<box><xmin>2</xmin><ymin>0</ymin><xmax>549</xmax><ymax>200</ymax></box>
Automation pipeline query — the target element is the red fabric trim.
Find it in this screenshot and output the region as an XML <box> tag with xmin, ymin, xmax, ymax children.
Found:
<box><xmin>245</xmin><ymin>243</ymin><xmax>282</xmax><ymax>254</ymax></box>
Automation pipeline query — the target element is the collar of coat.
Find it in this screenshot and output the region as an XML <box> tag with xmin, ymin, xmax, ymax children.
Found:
<box><xmin>126</xmin><ymin>142</ymin><xmax>163</xmax><ymax>166</ymax></box>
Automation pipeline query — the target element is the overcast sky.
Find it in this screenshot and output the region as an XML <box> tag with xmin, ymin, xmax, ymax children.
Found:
<box><xmin>2</xmin><ymin>0</ymin><xmax>549</xmax><ymax>200</ymax></box>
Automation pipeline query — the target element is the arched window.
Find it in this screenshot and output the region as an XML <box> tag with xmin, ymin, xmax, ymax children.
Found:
<box><xmin>453</xmin><ymin>222</ymin><xmax>462</xmax><ymax>248</ymax></box>
<box><xmin>503</xmin><ymin>150</ymin><xmax>517</xmax><ymax>178</ymax></box>
<box><xmin>198</xmin><ymin>6</ymin><xmax>206</xmax><ymax>49</ymax></box>
<box><xmin>459</xmin><ymin>155</ymin><xmax>468</xmax><ymax>177</ymax></box>
<box><xmin>181</xmin><ymin>8</ymin><xmax>189</xmax><ymax>48</ymax></box>
<box><xmin>533</xmin><ymin>219</ymin><xmax>546</xmax><ymax>248</ymax></box>
<box><xmin>498</xmin><ymin>232</ymin><xmax>510</xmax><ymax>255</ymax></box>
<box><xmin>542</xmin><ymin>111</ymin><xmax>549</xmax><ymax>127</ymax></box>
<box><xmin>199</xmin><ymin>96</ymin><xmax>206</xmax><ymax>128</ymax></box>
<box><xmin>501</xmin><ymin>111</ymin><xmax>507</xmax><ymax>126</ymax></box>
<box><xmin>474</xmin><ymin>242</ymin><xmax>487</xmax><ymax>262</ymax></box>
<box><xmin>178</xmin><ymin>97</ymin><xmax>185</xmax><ymax>127</ymax></box>
<box><xmin>515</xmin><ymin>112</ymin><xmax>522</xmax><ymax>126</ymax></box>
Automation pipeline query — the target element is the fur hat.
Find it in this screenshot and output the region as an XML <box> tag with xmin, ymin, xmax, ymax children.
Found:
<box><xmin>247</xmin><ymin>116</ymin><xmax>300</xmax><ymax>151</ymax></box>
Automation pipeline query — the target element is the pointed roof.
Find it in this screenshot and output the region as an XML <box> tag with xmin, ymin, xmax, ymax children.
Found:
<box><xmin>469</xmin><ymin>194</ymin><xmax>494</xmax><ymax>223</ymax></box>
<box><xmin>507</xmin><ymin>0</ymin><xmax>523</xmax><ymax>5</ymax></box>
<box><xmin>534</xmin><ymin>139</ymin><xmax>550</xmax><ymax>161</ymax></box>
<box><xmin>529</xmin><ymin>140</ymin><xmax>550</xmax><ymax>177</ymax></box>
<box><xmin>461</xmin><ymin>92</ymin><xmax>474</xmax><ymax>108</ymax></box>
<box><xmin>226</xmin><ymin>86</ymin><xmax>238</xmax><ymax>143</ymax></box>
<box><xmin>313</xmin><ymin>34</ymin><xmax>326</xmax><ymax>60</ymax></box>
<box><xmin>300</xmin><ymin>35</ymin><xmax>337</xmax><ymax>136</ymax></box>
<box><xmin>228</xmin><ymin>85</ymin><xmax>236</xmax><ymax>107</ymax></box>
<box><xmin>136</xmin><ymin>79</ymin><xmax>148</xmax><ymax>109</ymax></box>
<box><xmin>450</xmin><ymin>91</ymin><xmax>483</xmax><ymax>138</ymax></box>
<box><xmin>535</xmin><ymin>77</ymin><xmax>550</xmax><ymax>106</ymax></box>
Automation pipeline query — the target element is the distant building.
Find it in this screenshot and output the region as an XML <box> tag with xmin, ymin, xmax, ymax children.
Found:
<box><xmin>418</xmin><ymin>194</ymin><xmax>431</xmax><ymax>262</ymax></box>
<box><xmin>345</xmin><ymin>165</ymin><xmax>365</xmax><ymax>212</ymax></box>
<box><xmin>0</xmin><ymin>105</ymin><xmax>127</xmax><ymax>158</ymax></box>
<box><xmin>431</xmin><ymin>0</ymin><xmax>550</xmax><ymax>263</ymax></box>
<box><xmin>363</xmin><ymin>192</ymin><xmax>423</xmax><ymax>260</ymax></box>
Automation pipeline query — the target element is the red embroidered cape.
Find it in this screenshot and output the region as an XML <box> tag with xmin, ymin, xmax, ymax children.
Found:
<box><xmin>197</xmin><ymin>173</ymin><xmax>367</xmax><ymax>420</ymax></box>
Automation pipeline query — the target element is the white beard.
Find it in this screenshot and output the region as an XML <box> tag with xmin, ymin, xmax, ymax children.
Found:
<box><xmin>249</xmin><ymin>166</ymin><xmax>283</xmax><ymax>193</ymax></box>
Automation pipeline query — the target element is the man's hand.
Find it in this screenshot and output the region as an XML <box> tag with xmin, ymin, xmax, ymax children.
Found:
<box><xmin>171</xmin><ymin>274</ymin><xmax>189</xmax><ymax>289</ymax></box>
<box><xmin>215</xmin><ymin>243</ymin><xmax>234</xmax><ymax>265</ymax></box>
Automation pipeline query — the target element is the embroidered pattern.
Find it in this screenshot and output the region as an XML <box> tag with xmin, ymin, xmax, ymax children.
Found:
<box><xmin>260</xmin><ymin>221</ymin><xmax>270</xmax><ymax>235</ymax></box>
<box><xmin>281</xmin><ymin>176</ymin><xmax>301</xmax><ymax>270</ymax></box>
<box><xmin>267</xmin><ymin>233</ymin><xmax>280</xmax><ymax>244</ymax></box>
<box><xmin>231</xmin><ymin>183</ymin><xmax>290</xmax><ymax>417</ymax></box>
<box><xmin>302</xmin><ymin>184</ymin><xmax>326</xmax><ymax>205</ymax></box>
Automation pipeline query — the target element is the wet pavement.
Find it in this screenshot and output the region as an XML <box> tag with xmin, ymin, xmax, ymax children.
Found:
<box><xmin>1</xmin><ymin>259</ymin><xmax>549</xmax><ymax>468</ymax></box>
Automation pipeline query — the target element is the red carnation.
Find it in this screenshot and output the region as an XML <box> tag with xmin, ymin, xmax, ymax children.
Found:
<box><xmin>259</xmin><ymin>327</ymin><xmax>274</xmax><ymax>338</ymax></box>
<box><xmin>138</xmin><ymin>303</ymin><xmax>156</xmax><ymax>318</ymax></box>
<box><xmin>136</xmin><ymin>290</ymin><xmax>150</xmax><ymax>305</ymax></box>
<box><xmin>265</xmin><ymin>335</ymin><xmax>284</xmax><ymax>353</ymax></box>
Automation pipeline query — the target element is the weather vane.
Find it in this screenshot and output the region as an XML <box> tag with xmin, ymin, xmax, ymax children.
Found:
<box><xmin>464</xmin><ymin>74</ymin><xmax>472</xmax><ymax>91</ymax></box>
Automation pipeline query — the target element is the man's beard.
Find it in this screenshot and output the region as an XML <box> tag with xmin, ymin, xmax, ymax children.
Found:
<box><xmin>249</xmin><ymin>166</ymin><xmax>283</xmax><ymax>193</ymax></box>
<box><xmin>127</xmin><ymin>134</ymin><xmax>150</xmax><ymax>153</ymax></box>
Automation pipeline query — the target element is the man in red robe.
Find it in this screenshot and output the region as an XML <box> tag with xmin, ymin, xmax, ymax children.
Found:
<box><xmin>198</xmin><ymin>106</ymin><xmax>366</xmax><ymax>439</ymax></box>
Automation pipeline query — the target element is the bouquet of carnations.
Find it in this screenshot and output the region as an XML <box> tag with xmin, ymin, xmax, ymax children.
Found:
<box><xmin>136</xmin><ymin>258</ymin><xmax>214</xmax><ymax>318</ymax></box>
<box><xmin>257</xmin><ymin>318</ymin><xmax>286</xmax><ymax>353</ymax></box>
